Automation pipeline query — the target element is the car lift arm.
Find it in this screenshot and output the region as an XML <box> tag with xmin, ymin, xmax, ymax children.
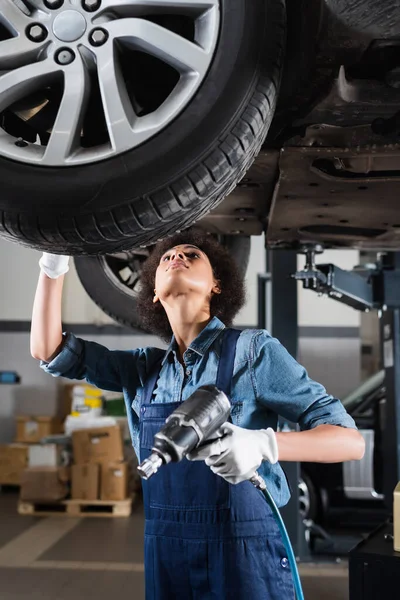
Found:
<box><xmin>293</xmin><ymin>246</ymin><xmax>388</xmax><ymax>312</ymax></box>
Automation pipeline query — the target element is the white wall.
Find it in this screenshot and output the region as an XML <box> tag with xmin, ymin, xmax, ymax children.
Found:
<box><xmin>0</xmin><ymin>237</ymin><xmax>360</xmax><ymax>328</ymax></box>
<box><xmin>0</xmin><ymin>238</ymin><xmax>114</xmax><ymax>325</ymax></box>
<box><xmin>63</xmin><ymin>258</ymin><xmax>114</xmax><ymax>325</ymax></box>
<box><xmin>235</xmin><ymin>235</ymin><xmax>265</xmax><ymax>326</ymax></box>
<box><xmin>0</xmin><ymin>239</ymin><xmax>42</xmax><ymax>321</ymax></box>
<box><xmin>0</xmin><ymin>235</ymin><xmax>266</xmax><ymax>327</ymax></box>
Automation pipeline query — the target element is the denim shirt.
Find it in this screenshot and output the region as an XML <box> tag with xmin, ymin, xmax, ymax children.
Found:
<box><xmin>41</xmin><ymin>317</ymin><xmax>356</xmax><ymax>507</ymax></box>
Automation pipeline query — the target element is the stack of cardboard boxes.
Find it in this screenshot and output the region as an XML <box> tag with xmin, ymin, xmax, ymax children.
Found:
<box><xmin>17</xmin><ymin>423</ymin><xmax>130</xmax><ymax>505</ymax></box>
<box><xmin>71</xmin><ymin>425</ymin><xmax>128</xmax><ymax>502</ymax></box>
<box><xmin>0</xmin><ymin>445</ymin><xmax>29</xmax><ymax>486</ymax></box>
<box><xmin>17</xmin><ymin>418</ymin><xmax>70</xmax><ymax>503</ymax></box>
<box><xmin>0</xmin><ymin>415</ymin><xmax>63</xmax><ymax>490</ymax></box>
<box><xmin>0</xmin><ymin>383</ymin><xmax>132</xmax><ymax>507</ymax></box>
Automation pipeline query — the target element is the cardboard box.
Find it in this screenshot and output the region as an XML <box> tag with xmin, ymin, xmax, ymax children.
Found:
<box><xmin>72</xmin><ymin>464</ymin><xmax>99</xmax><ymax>500</ymax></box>
<box><xmin>28</xmin><ymin>444</ymin><xmax>63</xmax><ymax>468</ymax></box>
<box><xmin>20</xmin><ymin>467</ymin><xmax>70</xmax><ymax>502</ymax></box>
<box><xmin>101</xmin><ymin>462</ymin><xmax>128</xmax><ymax>501</ymax></box>
<box><xmin>16</xmin><ymin>416</ymin><xmax>63</xmax><ymax>444</ymax></box>
<box><xmin>72</xmin><ymin>426</ymin><xmax>124</xmax><ymax>465</ymax></box>
<box><xmin>394</xmin><ymin>482</ymin><xmax>400</xmax><ymax>552</ymax></box>
<box><xmin>0</xmin><ymin>444</ymin><xmax>29</xmax><ymax>485</ymax></box>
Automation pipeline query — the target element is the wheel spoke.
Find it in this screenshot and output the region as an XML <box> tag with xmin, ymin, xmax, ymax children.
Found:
<box><xmin>0</xmin><ymin>0</ymin><xmax>30</xmax><ymax>33</ymax></box>
<box><xmin>131</xmin><ymin>275</ymin><xmax>141</xmax><ymax>289</ymax></box>
<box><xmin>96</xmin><ymin>44</ymin><xmax>137</xmax><ymax>150</ymax></box>
<box><xmin>0</xmin><ymin>36</ymin><xmax>44</xmax><ymax>69</ymax></box>
<box><xmin>97</xmin><ymin>0</ymin><xmax>217</xmax><ymax>17</ymax></box>
<box><xmin>43</xmin><ymin>56</ymin><xmax>90</xmax><ymax>164</ymax></box>
<box><xmin>106</xmin><ymin>18</ymin><xmax>210</xmax><ymax>75</ymax></box>
<box><xmin>0</xmin><ymin>58</ymin><xmax>58</xmax><ymax>113</ymax></box>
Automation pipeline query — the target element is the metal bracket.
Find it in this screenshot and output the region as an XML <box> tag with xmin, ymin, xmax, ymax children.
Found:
<box><xmin>293</xmin><ymin>246</ymin><xmax>377</xmax><ymax>311</ymax></box>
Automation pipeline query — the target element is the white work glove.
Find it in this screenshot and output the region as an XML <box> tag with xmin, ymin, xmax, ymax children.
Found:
<box><xmin>39</xmin><ymin>252</ymin><xmax>70</xmax><ymax>279</ymax></box>
<box><xmin>187</xmin><ymin>422</ymin><xmax>279</xmax><ymax>485</ymax></box>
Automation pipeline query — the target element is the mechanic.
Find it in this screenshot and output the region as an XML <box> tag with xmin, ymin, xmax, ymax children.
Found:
<box><xmin>30</xmin><ymin>230</ymin><xmax>365</xmax><ymax>600</ymax></box>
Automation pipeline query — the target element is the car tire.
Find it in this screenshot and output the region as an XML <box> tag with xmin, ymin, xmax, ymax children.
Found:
<box><xmin>0</xmin><ymin>0</ymin><xmax>285</xmax><ymax>255</ymax></box>
<box><xmin>299</xmin><ymin>471</ymin><xmax>320</xmax><ymax>523</ymax></box>
<box><xmin>74</xmin><ymin>234</ymin><xmax>251</xmax><ymax>330</ymax></box>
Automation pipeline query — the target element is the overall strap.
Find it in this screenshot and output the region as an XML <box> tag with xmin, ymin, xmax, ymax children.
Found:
<box><xmin>216</xmin><ymin>328</ymin><xmax>241</xmax><ymax>396</ymax></box>
<box><xmin>142</xmin><ymin>351</ymin><xmax>165</xmax><ymax>406</ymax></box>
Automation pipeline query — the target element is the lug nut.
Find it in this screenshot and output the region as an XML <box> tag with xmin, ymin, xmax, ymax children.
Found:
<box><xmin>44</xmin><ymin>0</ymin><xmax>64</xmax><ymax>8</ymax></box>
<box><xmin>82</xmin><ymin>0</ymin><xmax>101</xmax><ymax>12</ymax></box>
<box><xmin>26</xmin><ymin>23</ymin><xmax>48</xmax><ymax>43</ymax></box>
<box><xmin>55</xmin><ymin>48</ymin><xmax>76</xmax><ymax>65</ymax></box>
<box><xmin>15</xmin><ymin>138</ymin><xmax>28</xmax><ymax>148</ymax></box>
<box><xmin>89</xmin><ymin>28</ymin><xmax>108</xmax><ymax>46</ymax></box>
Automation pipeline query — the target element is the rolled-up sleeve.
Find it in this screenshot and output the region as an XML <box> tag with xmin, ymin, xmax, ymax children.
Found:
<box><xmin>251</xmin><ymin>331</ymin><xmax>357</xmax><ymax>430</ymax></box>
<box><xmin>41</xmin><ymin>332</ymin><xmax>141</xmax><ymax>393</ymax></box>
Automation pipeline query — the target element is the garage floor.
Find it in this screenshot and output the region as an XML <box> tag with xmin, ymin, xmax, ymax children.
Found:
<box><xmin>0</xmin><ymin>491</ymin><xmax>349</xmax><ymax>600</ymax></box>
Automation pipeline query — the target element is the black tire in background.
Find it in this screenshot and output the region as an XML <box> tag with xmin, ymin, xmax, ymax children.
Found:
<box><xmin>299</xmin><ymin>471</ymin><xmax>320</xmax><ymax>523</ymax></box>
<box><xmin>0</xmin><ymin>0</ymin><xmax>285</xmax><ymax>255</ymax></box>
<box><xmin>74</xmin><ymin>235</ymin><xmax>251</xmax><ymax>331</ymax></box>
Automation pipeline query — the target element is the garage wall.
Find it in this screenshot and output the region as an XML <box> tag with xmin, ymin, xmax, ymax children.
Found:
<box><xmin>0</xmin><ymin>240</ymin><xmax>41</xmax><ymax>321</ymax></box>
<box><xmin>0</xmin><ymin>236</ymin><xmax>266</xmax><ymax>326</ymax></box>
<box><xmin>0</xmin><ymin>237</ymin><xmax>361</xmax><ymax>443</ymax></box>
<box><xmin>296</xmin><ymin>249</ymin><xmax>362</xmax><ymax>401</ymax></box>
<box><xmin>0</xmin><ymin>238</ymin><xmax>361</xmax><ymax>328</ymax></box>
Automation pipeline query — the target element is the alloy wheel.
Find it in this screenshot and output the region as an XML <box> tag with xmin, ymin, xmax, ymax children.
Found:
<box><xmin>0</xmin><ymin>0</ymin><xmax>220</xmax><ymax>165</ymax></box>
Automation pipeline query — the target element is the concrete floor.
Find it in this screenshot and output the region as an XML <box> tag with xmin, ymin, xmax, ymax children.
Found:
<box><xmin>0</xmin><ymin>491</ymin><xmax>349</xmax><ymax>599</ymax></box>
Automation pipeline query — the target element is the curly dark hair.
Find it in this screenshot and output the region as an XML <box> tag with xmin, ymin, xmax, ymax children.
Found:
<box><xmin>137</xmin><ymin>230</ymin><xmax>246</xmax><ymax>342</ymax></box>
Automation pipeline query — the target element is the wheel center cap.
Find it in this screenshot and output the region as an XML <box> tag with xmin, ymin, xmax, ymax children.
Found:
<box><xmin>53</xmin><ymin>10</ymin><xmax>87</xmax><ymax>42</ymax></box>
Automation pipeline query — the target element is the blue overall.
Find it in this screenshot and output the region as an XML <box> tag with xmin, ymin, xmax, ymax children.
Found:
<box><xmin>139</xmin><ymin>329</ymin><xmax>295</xmax><ymax>600</ymax></box>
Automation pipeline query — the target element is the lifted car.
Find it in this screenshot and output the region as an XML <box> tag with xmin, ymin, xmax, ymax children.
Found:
<box><xmin>1</xmin><ymin>0</ymin><xmax>400</xmax><ymax>253</ymax></box>
<box><xmin>1</xmin><ymin>0</ymin><xmax>400</xmax><ymax>323</ymax></box>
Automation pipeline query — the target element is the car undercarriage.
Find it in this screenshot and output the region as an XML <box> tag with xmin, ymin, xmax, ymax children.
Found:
<box><xmin>201</xmin><ymin>0</ymin><xmax>400</xmax><ymax>250</ymax></box>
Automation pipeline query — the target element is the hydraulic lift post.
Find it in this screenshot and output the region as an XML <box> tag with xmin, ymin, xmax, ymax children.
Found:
<box><xmin>294</xmin><ymin>248</ymin><xmax>400</xmax><ymax>512</ymax></box>
<box><xmin>258</xmin><ymin>249</ymin><xmax>309</xmax><ymax>560</ymax></box>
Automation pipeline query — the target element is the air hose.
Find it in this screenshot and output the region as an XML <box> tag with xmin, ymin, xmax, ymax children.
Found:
<box><xmin>250</xmin><ymin>473</ymin><xmax>305</xmax><ymax>600</ymax></box>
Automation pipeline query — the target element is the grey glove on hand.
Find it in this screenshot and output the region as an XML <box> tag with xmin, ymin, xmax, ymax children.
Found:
<box><xmin>187</xmin><ymin>423</ymin><xmax>279</xmax><ymax>485</ymax></box>
<box><xmin>39</xmin><ymin>253</ymin><xmax>70</xmax><ymax>279</ymax></box>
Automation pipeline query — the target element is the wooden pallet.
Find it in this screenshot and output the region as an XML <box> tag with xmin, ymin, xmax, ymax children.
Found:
<box><xmin>18</xmin><ymin>496</ymin><xmax>133</xmax><ymax>518</ymax></box>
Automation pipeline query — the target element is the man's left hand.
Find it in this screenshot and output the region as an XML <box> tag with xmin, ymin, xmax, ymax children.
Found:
<box><xmin>187</xmin><ymin>423</ymin><xmax>279</xmax><ymax>484</ymax></box>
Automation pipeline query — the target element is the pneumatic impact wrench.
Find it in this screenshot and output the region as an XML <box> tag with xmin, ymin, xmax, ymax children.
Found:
<box><xmin>137</xmin><ymin>385</ymin><xmax>230</xmax><ymax>479</ymax></box>
<box><xmin>136</xmin><ymin>384</ymin><xmax>305</xmax><ymax>600</ymax></box>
